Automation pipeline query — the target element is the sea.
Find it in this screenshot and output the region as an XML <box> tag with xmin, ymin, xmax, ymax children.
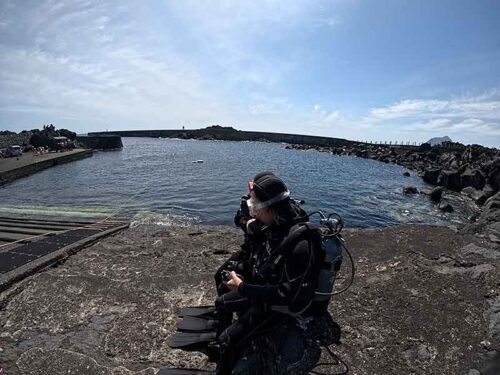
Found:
<box><xmin>0</xmin><ymin>137</ymin><xmax>474</xmax><ymax>228</ymax></box>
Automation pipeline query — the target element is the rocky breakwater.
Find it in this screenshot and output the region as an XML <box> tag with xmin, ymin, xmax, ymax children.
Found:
<box><xmin>288</xmin><ymin>143</ymin><xmax>500</xmax><ymax>239</ymax></box>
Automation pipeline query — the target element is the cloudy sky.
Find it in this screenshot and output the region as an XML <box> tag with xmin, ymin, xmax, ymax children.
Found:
<box><xmin>0</xmin><ymin>0</ymin><xmax>499</xmax><ymax>146</ymax></box>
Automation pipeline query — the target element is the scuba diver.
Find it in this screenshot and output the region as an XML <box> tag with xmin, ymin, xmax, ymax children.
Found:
<box><xmin>167</xmin><ymin>171</ymin><xmax>346</xmax><ymax>375</ymax></box>
<box><xmin>212</xmin><ymin>171</ymin><xmax>325</xmax><ymax>374</ymax></box>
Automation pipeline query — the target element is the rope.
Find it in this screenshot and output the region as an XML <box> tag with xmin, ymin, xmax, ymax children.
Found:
<box><xmin>310</xmin><ymin>345</ymin><xmax>349</xmax><ymax>375</ymax></box>
<box><xmin>329</xmin><ymin>241</ymin><xmax>355</xmax><ymax>296</ymax></box>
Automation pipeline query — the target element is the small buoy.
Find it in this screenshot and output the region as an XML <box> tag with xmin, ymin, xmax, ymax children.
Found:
<box><xmin>192</xmin><ymin>160</ymin><xmax>204</xmax><ymax>163</ymax></box>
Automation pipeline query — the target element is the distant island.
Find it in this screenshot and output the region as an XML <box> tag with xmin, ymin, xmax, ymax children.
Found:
<box><xmin>426</xmin><ymin>136</ymin><xmax>453</xmax><ymax>146</ymax></box>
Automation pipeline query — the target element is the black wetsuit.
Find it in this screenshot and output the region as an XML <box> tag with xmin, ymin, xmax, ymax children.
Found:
<box><xmin>214</xmin><ymin>220</ymin><xmax>324</xmax><ymax>350</ymax></box>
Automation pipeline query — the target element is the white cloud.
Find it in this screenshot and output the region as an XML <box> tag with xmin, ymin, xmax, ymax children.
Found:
<box><xmin>1</xmin><ymin>0</ymin><xmax>352</xmax><ymax>132</ymax></box>
<box><xmin>357</xmin><ymin>93</ymin><xmax>500</xmax><ymax>143</ymax></box>
<box><xmin>369</xmin><ymin>96</ymin><xmax>500</xmax><ymax>121</ymax></box>
<box><xmin>0</xmin><ymin>1</ymin><xmax>498</xmax><ymax>147</ymax></box>
<box><xmin>412</xmin><ymin>118</ymin><xmax>500</xmax><ymax>136</ymax></box>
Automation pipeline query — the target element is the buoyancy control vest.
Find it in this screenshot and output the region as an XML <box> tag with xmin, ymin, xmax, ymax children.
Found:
<box><xmin>250</xmin><ymin>222</ymin><xmax>322</xmax><ymax>316</ymax></box>
<box><xmin>257</xmin><ymin>221</ymin><xmax>344</xmax><ymax>316</ymax></box>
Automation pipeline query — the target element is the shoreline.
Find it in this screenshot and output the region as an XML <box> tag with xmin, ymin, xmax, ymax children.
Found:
<box><xmin>287</xmin><ymin>143</ymin><xmax>500</xmax><ymax>243</ymax></box>
<box><xmin>0</xmin><ymin>221</ymin><xmax>498</xmax><ymax>374</ymax></box>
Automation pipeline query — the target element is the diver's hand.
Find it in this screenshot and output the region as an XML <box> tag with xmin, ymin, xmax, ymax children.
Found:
<box><xmin>225</xmin><ymin>271</ymin><xmax>242</xmax><ymax>291</ymax></box>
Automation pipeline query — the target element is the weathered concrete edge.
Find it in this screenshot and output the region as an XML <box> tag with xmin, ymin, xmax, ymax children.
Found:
<box><xmin>0</xmin><ymin>149</ymin><xmax>93</xmax><ymax>186</ymax></box>
<box><xmin>0</xmin><ymin>223</ymin><xmax>129</xmax><ymax>293</ymax></box>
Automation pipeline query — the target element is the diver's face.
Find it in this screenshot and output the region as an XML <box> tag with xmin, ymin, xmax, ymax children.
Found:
<box><xmin>248</xmin><ymin>191</ymin><xmax>275</xmax><ymax>225</ymax></box>
<box><xmin>255</xmin><ymin>206</ymin><xmax>274</xmax><ymax>225</ymax></box>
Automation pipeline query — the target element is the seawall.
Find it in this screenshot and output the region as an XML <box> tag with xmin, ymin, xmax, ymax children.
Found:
<box><xmin>0</xmin><ymin>149</ymin><xmax>93</xmax><ymax>186</ymax></box>
<box><xmin>76</xmin><ymin>135</ymin><xmax>123</xmax><ymax>150</ymax></box>
<box><xmin>88</xmin><ymin>127</ymin><xmax>359</xmax><ymax>147</ymax></box>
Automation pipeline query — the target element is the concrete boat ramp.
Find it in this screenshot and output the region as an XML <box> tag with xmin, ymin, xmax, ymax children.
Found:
<box><xmin>0</xmin><ymin>216</ymin><xmax>128</xmax><ymax>292</ymax></box>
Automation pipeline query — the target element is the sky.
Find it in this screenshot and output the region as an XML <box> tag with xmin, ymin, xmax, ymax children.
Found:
<box><xmin>0</xmin><ymin>0</ymin><xmax>499</xmax><ymax>147</ymax></box>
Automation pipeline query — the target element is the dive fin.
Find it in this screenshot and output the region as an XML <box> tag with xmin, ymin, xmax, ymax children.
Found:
<box><xmin>158</xmin><ymin>369</ymin><xmax>215</xmax><ymax>375</ymax></box>
<box><xmin>179</xmin><ymin>305</ymin><xmax>217</xmax><ymax>318</ymax></box>
<box><xmin>168</xmin><ymin>331</ymin><xmax>217</xmax><ymax>350</ymax></box>
<box><xmin>178</xmin><ymin>316</ymin><xmax>218</xmax><ymax>333</ymax></box>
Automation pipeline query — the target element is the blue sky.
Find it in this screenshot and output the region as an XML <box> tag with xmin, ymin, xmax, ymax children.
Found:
<box><xmin>0</xmin><ymin>0</ymin><xmax>499</xmax><ymax>147</ymax></box>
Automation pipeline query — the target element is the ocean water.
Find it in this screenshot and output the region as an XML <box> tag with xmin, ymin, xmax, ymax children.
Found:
<box><xmin>0</xmin><ymin>137</ymin><xmax>473</xmax><ymax>228</ymax></box>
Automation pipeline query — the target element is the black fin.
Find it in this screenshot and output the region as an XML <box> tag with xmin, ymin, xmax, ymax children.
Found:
<box><xmin>178</xmin><ymin>316</ymin><xmax>218</xmax><ymax>333</ymax></box>
<box><xmin>158</xmin><ymin>368</ymin><xmax>215</xmax><ymax>375</ymax></box>
<box><xmin>168</xmin><ymin>331</ymin><xmax>217</xmax><ymax>350</ymax></box>
<box><xmin>179</xmin><ymin>305</ymin><xmax>217</xmax><ymax>318</ymax></box>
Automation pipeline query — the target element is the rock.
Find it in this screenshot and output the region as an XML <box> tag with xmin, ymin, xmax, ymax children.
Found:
<box><xmin>422</xmin><ymin>187</ymin><xmax>443</xmax><ymax>202</ymax></box>
<box><xmin>423</xmin><ymin>168</ymin><xmax>441</xmax><ymax>185</ymax></box>
<box><xmin>461</xmin><ymin>168</ymin><xmax>486</xmax><ymax>190</ymax></box>
<box><xmin>462</xmin><ymin>191</ymin><xmax>500</xmax><ymax>235</ymax></box>
<box><xmin>403</xmin><ymin>185</ymin><xmax>418</xmax><ymax>194</ymax></box>
<box><xmin>460</xmin><ymin>243</ymin><xmax>500</xmax><ymax>260</ymax></box>
<box><xmin>402</xmin><ymin>343</ymin><xmax>437</xmax><ymax>365</ymax></box>
<box><xmin>469</xmin><ymin>263</ymin><xmax>495</xmax><ymax>280</ymax></box>
<box><xmin>458</xmin><ymin>163</ymin><xmax>470</xmax><ymax>174</ymax></box>
<box><xmin>488</xmin><ymin>158</ymin><xmax>500</xmax><ymax>192</ymax></box>
<box><xmin>403</xmin><ymin>170</ymin><xmax>411</xmax><ymax>177</ymax></box>
<box><xmin>462</xmin><ymin>185</ymin><xmax>494</xmax><ymax>205</ymax></box>
<box><xmin>438</xmin><ymin>169</ymin><xmax>462</xmax><ymax>191</ymax></box>
<box><xmin>467</xmin><ymin>369</ymin><xmax>480</xmax><ymax>375</ymax></box>
<box><xmin>429</xmin><ymin>187</ymin><xmax>443</xmax><ymax>202</ymax></box>
<box><xmin>438</xmin><ymin>202</ymin><xmax>454</xmax><ymax>212</ymax></box>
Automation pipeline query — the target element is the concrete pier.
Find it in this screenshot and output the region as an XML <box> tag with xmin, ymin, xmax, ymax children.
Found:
<box><xmin>0</xmin><ymin>149</ymin><xmax>93</xmax><ymax>186</ymax></box>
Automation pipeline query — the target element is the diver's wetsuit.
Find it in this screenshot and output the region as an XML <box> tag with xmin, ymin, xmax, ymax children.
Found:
<box><xmin>214</xmin><ymin>221</ymin><xmax>324</xmax><ymax>351</ymax></box>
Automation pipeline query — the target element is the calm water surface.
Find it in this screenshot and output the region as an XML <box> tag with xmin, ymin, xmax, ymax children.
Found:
<box><xmin>0</xmin><ymin>138</ymin><xmax>472</xmax><ymax>228</ymax></box>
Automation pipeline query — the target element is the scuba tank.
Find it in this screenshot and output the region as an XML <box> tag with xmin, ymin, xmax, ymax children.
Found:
<box><xmin>314</xmin><ymin>213</ymin><xmax>344</xmax><ymax>302</ymax></box>
<box><xmin>305</xmin><ymin>210</ymin><xmax>354</xmax><ymax>302</ymax></box>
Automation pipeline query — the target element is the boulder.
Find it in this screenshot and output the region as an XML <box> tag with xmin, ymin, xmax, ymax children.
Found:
<box><xmin>403</xmin><ymin>185</ymin><xmax>418</xmax><ymax>194</ymax></box>
<box><xmin>437</xmin><ymin>170</ymin><xmax>462</xmax><ymax>191</ymax></box>
<box><xmin>462</xmin><ymin>191</ymin><xmax>500</xmax><ymax>235</ymax></box>
<box><xmin>461</xmin><ymin>185</ymin><xmax>494</xmax><ymax>205</ymax></box>
<box><xmin>461</xmin><ymin>168</ymin><xmax>486</xmax><ymax>190</ymax></box>
<box><xmin>487</xmin><ymin>158</ymin><xmax>500</xmax><ymax>192</ymax></box>
<box><xmin>429</xmin><ymin>187</ymin><xmax>443</xmax><ymax>202</ymax></box>
<box><xmin>458</xmin><ymin>163</ymin><xmax>470</xmax><ymax>174</ymax></box>
<box><xmin>421</xmin><ymin>187</ymin><xmax>443</xmax><ymax>202</ymax></box>
<box><xmin>438</xmin><ymin>152</ymin><xmax>457</xmax><ymax>166</ymax></box>
<box><xmin>403</xmin><ymin>170</ymin><xmax>411</xmax><ymax>177</ymax></box>
<box><xmin>423</xmin><ymin>168</ymin><xmax>441</xmax><ymax>185</ymax></box>
<box><xmin>438</xmin><ymin>202</ymin><xmax>454</xmax><ymax>212</ymax></box>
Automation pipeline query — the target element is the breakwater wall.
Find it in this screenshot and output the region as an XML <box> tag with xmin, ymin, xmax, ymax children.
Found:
<box><xmin>0</xmin><ymin>149</ymin><xmax>93</xmax><ymax>186</ymax></box>
<box><xmin>76</xmin><ymin>135</ymin><xmax>123</xmax><ymax>150</ymax></box>
<box><xmin>88</xmin><ymin>126</ymin><xmax>358</xmax><ymax>147</ymax></box>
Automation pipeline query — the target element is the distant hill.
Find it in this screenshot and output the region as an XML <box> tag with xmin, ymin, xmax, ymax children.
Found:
<box><xmin>426</xmin><ymin>136</ymin><xmax>452</xmax><ymax>146</ymax></box>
